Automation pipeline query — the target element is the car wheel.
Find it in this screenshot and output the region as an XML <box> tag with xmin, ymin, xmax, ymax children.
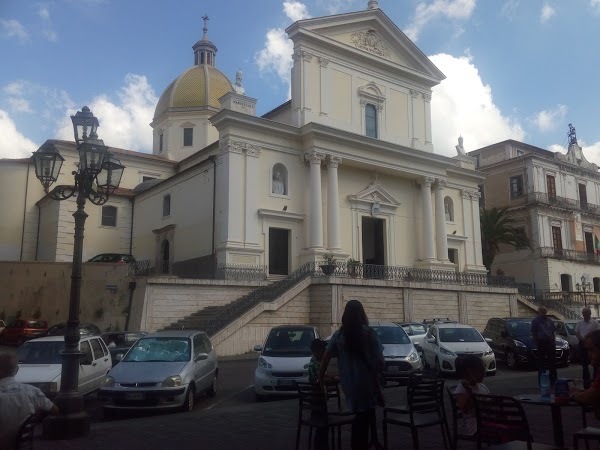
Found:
<box><xmin>182</xmin><ymin>384</ymin><xmax>195</xmax><ymax>413</ymax></box>
<box><xmin>506</xmin><ymin>350</ymin><xmax>517</xmax><ymax>370</ymax></box>
<box><xmin>206</xmin><ymin>373</ymin><xmax>218</xmax><ymax>397</ymax></box>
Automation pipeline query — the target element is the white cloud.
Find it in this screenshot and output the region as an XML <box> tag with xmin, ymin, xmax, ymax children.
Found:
<box><xmin>37</xmin><ymin>4</ymin><xmax>50</xmax><ymax>20</ymax></box>
<box><xmin>319</xmin><ymin>0</ymin><xmax>358</xmax><ymax>14</ymax></box>
<box><xmin>0</xmin><ymin>110</ymin><xmax>38</xmax><ymax>158</ymax></box>
<box><xmin>36</xmin><ymin>4</ymin><xmax>58</xmax><ymax>42</ymax></box>
<box><xmin>8</xmin><ymin>97</ymin><xmax>33</xmax><ymax>113</ymax></box>
<box><xmin>549</xmin><ymin>140</ymin><xmax>600</xmax><ymax>167</ymax></box>
<box><xmin>592</xmin><ymin>0</ymin><xmax>600</xmax><ymax>13</ymax></box>
<box><xmin>405</xmin><ymin>0</ymin><xmax>476</xmax><ymax>42</ymax></box>
<box><xmin>0</xmin><ymin>19</ymin><xmax>29</xmax><ymax>43</ymax></box>
<box><xmin>530</xmin><ymin>105</ymin><xmax>567</xmax><ymax>132</ymax></box>
<box><xmin>255</xmin><ymin>2</ymin><xmax>311</xmax><ymax>91</ymax></box>
<box><xmin>283</xmin><ymin>1</ymin><xmax>310</xmax><ymax>22</ymax></box>
<box><xmin>540</xmin><ymin>4</ymin><xmax>556</xmax><ymax>23</ymax></box>
<box><xmin>4</xmin><ymin>81</ymin><xmax>26</xmax><ymax>96</ymax></box>
<box><xmin>429</xmin><ymin>53</ymin><xmax>525</xmax><ymax>156</ymax></box>
<box><xmin>500</xmin><ymin>0</ymin><xmax>520</xmax><ymax>21</ymax></box>
<box><xmin>55</xmin><ymin>74</ymin><xmax>157</xmax><ymax>153</ymax></box>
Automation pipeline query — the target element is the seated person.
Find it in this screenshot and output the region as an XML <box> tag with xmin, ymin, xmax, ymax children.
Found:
<box><xmin>571</xmin><ymin>329</ymin><xmax>600</xmax><ymax>418</ymax></box>
<box><xmin>0</xmin><ymin>352</ymin><xmax>58</xmax><ymax>449</ymax></box>
<box><xmin>453</xmin><ymin>355</ymin><xmax>490</xmax><ymax>436</ymax></box>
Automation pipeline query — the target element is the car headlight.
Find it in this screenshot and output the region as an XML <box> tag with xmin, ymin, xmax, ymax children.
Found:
<box><xmin>258</xmin><ymin>357</ymin><xmax>272</xmax><ymax>369</ymax></box>
<box><xmin>406</xmin><ymin>350</ymin><xmax>420</xmax><ymax>362</ymax></box>
<box><xmin>439</xmin><ymin>347</ymin><xmax>456</xmax><ymax>357</ymax></box>
<box><xmin>558</xmin><ymin>339</ymin><xmax>569</xmax><ymax>349</ymax></box>
<box><xmin>101</xmin><ymin>376</ymin><xmax>115</xmax><ymax>388</ymax></box>
<box><xmin>484</xmin><ymin>347</ymin><xmax>494</xmax><ymax>356</ymax></box>
<box><xmin>513</xmin><ymin>339</ymin><xmax>526</xmax><ymax>348</ymax></box>
<box><xmin>161</xmin><ymin>375</ymin><xmax>183</xmax><ymax>387</ymax></box>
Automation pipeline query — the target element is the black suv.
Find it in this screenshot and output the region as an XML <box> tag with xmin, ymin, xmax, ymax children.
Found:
<box><xmin>482</xmin><ymin>317</ymin><xmax>570</xmax><ymax>369</ymax></box>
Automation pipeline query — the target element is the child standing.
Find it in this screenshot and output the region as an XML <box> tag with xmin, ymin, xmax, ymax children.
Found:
<box><xmin>453</xmin><ymin>355</ymin><xmax>490</xmax><ymax>436</ymax></box>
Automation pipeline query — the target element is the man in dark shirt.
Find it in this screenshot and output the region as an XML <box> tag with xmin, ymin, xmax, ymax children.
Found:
<box><xmin>531</xmin><ymin>306</ymin><xmax>557</xmax><ymax>385</ymax></box>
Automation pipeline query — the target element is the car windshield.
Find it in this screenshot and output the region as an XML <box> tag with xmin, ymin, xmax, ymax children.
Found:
<box><xmin>123</xmin><ymin>337</ymin><xmax>191</xmax><ymax>362</ymax></box>
<box><xmin>372</xmin><ymin>326</ymin><xmax>411</xmax><ymax>344</ymax></box>
<box><xmin>262</xmin><ymin>328</ymin><xmax>314</xmax><ymax>357</ymax></box>
<box><xmin>565</xmin><ymin>323</ymin><xmax>576</xmax><ymax>334</ymax></box>
<box><xmin>439</xmin><ymin>327</ymin><xmax>484</xmax><ymax>343</ymax></box>
<box><xmin>506</xmin><ymin>320</ymin><xmax>532</xmax><ymax>337</ymax></box>
<box><xmin>409</xmin><ymin>325</ymin><xmax>427</xmax><ymax>335</ymax></box>
<box><xmin>17</xmin><ymin>341</ymin><xmax>63</xmax><ymax>364</ymax></box>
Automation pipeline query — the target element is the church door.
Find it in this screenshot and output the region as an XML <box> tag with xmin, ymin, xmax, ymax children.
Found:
<box><xmin>361</xmin><ymin>217</ymin><xmax>385</xmax><ymax>266</ymax></box>
<box><xmin>269</xmin><ymin>228</ymin><xmax>289</xmax><ymax>276</ymax></box>
<box><xmin>161</xmin><ymin>239</ymin><xmax>170</xmax><ymax>274</ymax></box>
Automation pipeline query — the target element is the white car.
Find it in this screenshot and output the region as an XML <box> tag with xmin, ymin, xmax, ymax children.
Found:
<box><xmin>421</xmin><ymin>323</ymin><xmax>496</xmax><ymax>376</ymax></box>
<box><xmin>254</xmin><ymin>325</ymin><xmax>319</xmax><ymax>400</ymax></box>
<box><xmin>15</xmin><ymin>335</ymin><xmax>112</xmax><ymax>396</ymax></box>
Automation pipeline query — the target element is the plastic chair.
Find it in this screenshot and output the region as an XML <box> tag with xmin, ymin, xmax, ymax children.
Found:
<box><xmin>574</xmin><ymin>427</ymin><xmax>600</xmax><ymax>450</ymax></box>
<box><xmin>16</xmin><ymin>414</ymin><xmax>41</xmax><ymax>450</ymax></box>
<box><xmin>294</xmin><ymin>381</ymin><xmax>355</xmax><ymax>450</ymax></box>
<box><xmin>382</xmin><ymin>376</ymin><xmax>449</xmax><ymax>450</ymax></box>
<box><xmin>446</xmin><ymin>386</ymin><xmax>479</xmax><ymax>450</ymax></box>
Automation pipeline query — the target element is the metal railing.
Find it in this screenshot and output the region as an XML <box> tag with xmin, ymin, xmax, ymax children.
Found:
<box><xmin>526</xmin><ymin>192</ymin><xmax>600</xmax><ymax>216</ymax></box>
<box><xmin>540</xmin><ymin>247</ymin><xmax>600</xmax><ymax>264</ymax></box>
<box><xmin>128</xmin><ymin>260</ymin><xmax>267</xmax><ymax>281</ymax></box>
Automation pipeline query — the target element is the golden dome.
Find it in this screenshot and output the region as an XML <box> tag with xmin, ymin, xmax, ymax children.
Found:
<box><xmin>154</xmin><ymin>65</ymin><xmax>234</xmax><ymax>119</ymax></box>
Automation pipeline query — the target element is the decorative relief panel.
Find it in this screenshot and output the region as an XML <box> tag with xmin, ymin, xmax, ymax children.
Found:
<box><xmin>350</xmin><ymin>30</ymin><xmax>391</xmax><ymax>60</ymax></box>
<box><xmin>219</xmin><ymin>139</ymin><xmax>261</xmax><ymax>157</ymax></box>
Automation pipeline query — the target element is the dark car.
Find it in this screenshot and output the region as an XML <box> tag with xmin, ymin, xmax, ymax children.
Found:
<box><xmin>482</xmin><ymin>317</ymin><xmax>570</xmax><ymax>369</ymax></box>
<box><xmin>101</xmin><ymin>331</ymin><xmax>147</xmax><ymax>366</ymax></box>
<box><xmin>88</xmin><ymin>253</ymin><xmax>135</xmax><ymax>264</ymax></box>
<box><xmin>0</xmin><ymin>319</ymin><xmax>48</xmax><ymax>346</ymax></box>
<box><xmin>45</xmin><ymin>322</ymin><xmax>102</xmax><ymax>337</ymax></box>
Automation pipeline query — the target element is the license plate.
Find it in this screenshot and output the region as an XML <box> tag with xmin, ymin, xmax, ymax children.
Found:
<box><xmin>125</xmin><ymin>393</ymin><xmax>145</xmax><ymax>400</ymax></box>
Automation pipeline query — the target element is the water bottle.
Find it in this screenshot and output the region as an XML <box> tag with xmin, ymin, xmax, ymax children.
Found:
<box><xmin>540</xmin><ymin>369</ymin><xmax>551</xmax><ymax>401</ymax></box>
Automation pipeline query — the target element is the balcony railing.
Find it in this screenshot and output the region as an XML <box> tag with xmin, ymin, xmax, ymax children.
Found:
<box><xmin>526</xmin><ymin>192</ymin><xmax>600</xmax><ymax>215</ymax></box>
<box><xmin>540</xmin><ymin>247</ymin><xmax>600</xmax><ymax>264</ymax></box>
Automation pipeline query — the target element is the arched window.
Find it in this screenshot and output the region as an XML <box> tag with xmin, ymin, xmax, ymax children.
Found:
<box><xmin>365</xmin><ymin>104</ymin><xmax>378</xmax><ymax>138</ymax></box>
<box><xmin>161</xmin><ymin>239</ymin><xmax>170</xmax><ymax>274</ymax></box>
<box><xmin>272</xmin><ymin>163</ymin><xmax>288</xmax><ymax>196</ymax></box>
<box><xmin>444</xmin><ymin>197</ymin><xmax>454</xmax><ymax>222</ymax></box>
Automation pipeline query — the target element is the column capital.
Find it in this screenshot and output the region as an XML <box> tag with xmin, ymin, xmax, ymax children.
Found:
<box><xmin>327</xmin><ymin>155</ymin><xmax>342</xmax><ymax>168</ymax></box>
<box><xmin>422</xmin><ymin>92</ymin><xmax>432</xmax><ymax>102</ymax></box>
<box><xmin>462</xmin><ymin>188</ymin><xmax>479</xmax><ymax>199</ymax></box>
<box><xmin>435</xmin><ymin>179</ymin><xmax>447</xmax><ymax>190</ymax></box>
<box><xmin>421</xmin><ymin>176</ymin><xmax>434</xmax><ymax>187</ymax></box>
<box><xmin>410</xmin><ymin>89</ymin><xmax>421</xmax><ymax>99</ymax></box>
<box><xmin>305</xmin><ymin>151</ymin><xmax>326</xmax><ymax>165</ymax></box>
<box><xmin>318</xmin><ymin>57</ymin><xmax>330</xmax><ymax>67</ymax></box>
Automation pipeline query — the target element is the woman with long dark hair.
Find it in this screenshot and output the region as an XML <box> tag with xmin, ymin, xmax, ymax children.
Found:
<box><xmin>318</xmin><ymin>300</ymin><xmax>384</xmax><ymax>449</ymax></box>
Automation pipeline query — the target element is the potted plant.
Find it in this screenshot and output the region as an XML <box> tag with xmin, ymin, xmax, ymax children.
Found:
<box><xmin>347</xmin><ymin>258</ymin><xmax>360</xmax><ymax>278</ymax></box>
<box><xmin>320</xmin><ymin>252</ymin><xmax>337</xmax><ymax>276</ymax></box>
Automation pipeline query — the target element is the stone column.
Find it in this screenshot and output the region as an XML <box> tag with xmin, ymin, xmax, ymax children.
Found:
<box><xmin>471</xmin><ymin>190</ymin><xmax>484</xmax><ymax>266</ymax></box>
<box><xmin>327</xmin><ymin>156</ymin><xmax>342</xmax><ymax>250</ymax></box>
<box><xmin>422</xmin><ymin>92</ymin><xmax>432</xmax><ymax>146</ymax></box>
<box><xmin>435</xmin><ymin>179</ymin><xmax>449</xmax><ymax>261</ymax></box>
<box><xmin>306</xmin><ymin>151</ymin><xmax>325</xmax><ymax>249</ymax></box>
<box><xmin>420</xmin><ymin>177</ymin><xmax>436</xmax><ymax>261</ymax></box>
<box><xmin>410</xmin><ymin>89</ymin><xmax>420</xmax><ymax>149</ymax></box>
<box><xmin>319</xmin><ymin>57</ymin><xmax>330</xmax><ymax>116</ymax></box>
<box><xmin>461</xmin><ymin>189</ymin><xmax>475</xmax><ymax>267</ymax></box>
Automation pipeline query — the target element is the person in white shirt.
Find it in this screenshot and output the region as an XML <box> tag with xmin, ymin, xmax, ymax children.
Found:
<box><xmin>576</xmin><ymin>307</ymin><xmax>600</xmax><ymax>388</ymax></box>
<box><xmin>453</xmin><ymin>355</ymin><xmax>490</xmax><ymax>436</ymax></box>
<box><xmin>0</xmin><ymin>352</ymin><xmax>58</xmax><ymax>450</ymax></box>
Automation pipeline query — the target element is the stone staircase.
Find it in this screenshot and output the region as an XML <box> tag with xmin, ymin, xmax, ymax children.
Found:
<box><xmin>162</xmin><ymin>263</ymin><xmax>319</xmax><ymax>336</ymax></box>
<box><xmin>517</xmin><ymin>293</ymin><xmax>580</xmax><ymax>320</ymax></box>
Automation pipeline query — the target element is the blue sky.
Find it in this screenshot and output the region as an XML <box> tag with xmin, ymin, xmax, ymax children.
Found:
<box><xmin>1</xmin><ymin>0</ymin><xmax>600</xmax><ymax>163</ymax></box>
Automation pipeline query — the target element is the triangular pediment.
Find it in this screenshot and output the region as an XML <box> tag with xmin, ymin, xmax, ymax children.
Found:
<box><xmin>287</xmin><ymin>9</ymin><xmax>445</xmax><ymax>84</ymax></box>
<box><xmin>348</xmin><ymin>182</ymin><xmax>400</xmax><ymax>208</ymax></box>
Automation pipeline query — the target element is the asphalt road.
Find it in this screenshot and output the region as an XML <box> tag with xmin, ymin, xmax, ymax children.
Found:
<box><xmin>1</xmin><ymin>344</ymin><xmax>587</xmax><ymax>425</ymax></box>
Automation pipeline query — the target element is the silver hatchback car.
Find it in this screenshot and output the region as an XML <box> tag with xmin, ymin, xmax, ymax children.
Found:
<box><xmin>99</xmin><ymin>330</ymin><xmax>218</xmax><ymax>413</ymax></box>
<box><xmin>370</xmin><ymin>321</ymin><xmax>422</xmax><ymax>377</ymax></box>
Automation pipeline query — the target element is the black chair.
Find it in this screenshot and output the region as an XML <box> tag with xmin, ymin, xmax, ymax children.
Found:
<box><xmin>294</xmin><ymin>381</ymin><xmax>355</xmax><ymax>450</ymax></box>
<box><xmin>472</xmin><ymin>394</ymin><xmax>555</xmax><ymax>450</ymax></box>
<box><xmin>16</xmin><ymin>414</ymin><xmax>41</xmax><ymax>450</ymax></box>
<box><xmin>382</xmin><ymin>376</ymin><xmax>449</xmax><ymax>450</ymax></box>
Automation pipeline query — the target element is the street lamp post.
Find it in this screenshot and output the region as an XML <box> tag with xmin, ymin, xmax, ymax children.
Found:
<box><xmin>31</xmin><ymin>106</ymin><xmax>124</xmax><ymax>439</ymax></box>
<box><xmin>576</xmin><ymin>275</ymin><xmax>591</xmax><ymax>308</ymax></box>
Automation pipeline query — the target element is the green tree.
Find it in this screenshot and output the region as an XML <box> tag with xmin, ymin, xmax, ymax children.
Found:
<box><xmin>480</xmin><ymin>207</ymin><xmax>531</xmax><ymax>272</ymax></box>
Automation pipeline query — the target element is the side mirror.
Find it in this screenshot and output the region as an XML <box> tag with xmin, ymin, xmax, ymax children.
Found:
<box><xmin>253</xmin><ymin>344</ymin><xmax>263</xmax><ymax>352</ymax></box>
<box><xmin>195</xmin><ymin>353</ymin><xmax>208</xmax><ymax>362</ymax></box>
<box><xmin>115</xmin><ymin>353</ymin><xmax>123</xmax><ymax>362</ymax></box>
<box><xmin>485</xmin><ymin>338</ymin><xmax>493</xmax><ymax>344</ymax></box>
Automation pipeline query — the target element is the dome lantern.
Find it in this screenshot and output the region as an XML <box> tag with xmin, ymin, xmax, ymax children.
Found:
<box><xmin>193</xmin><ymin>15</ymin><xmax>217</xmax><ymax>67</ymax></box>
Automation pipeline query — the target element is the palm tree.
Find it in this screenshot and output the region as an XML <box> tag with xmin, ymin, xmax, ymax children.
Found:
<box><xmin>480</xmin><ymin>207</ymin><xmax>531</xmax><ymax>272</ymax></box>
